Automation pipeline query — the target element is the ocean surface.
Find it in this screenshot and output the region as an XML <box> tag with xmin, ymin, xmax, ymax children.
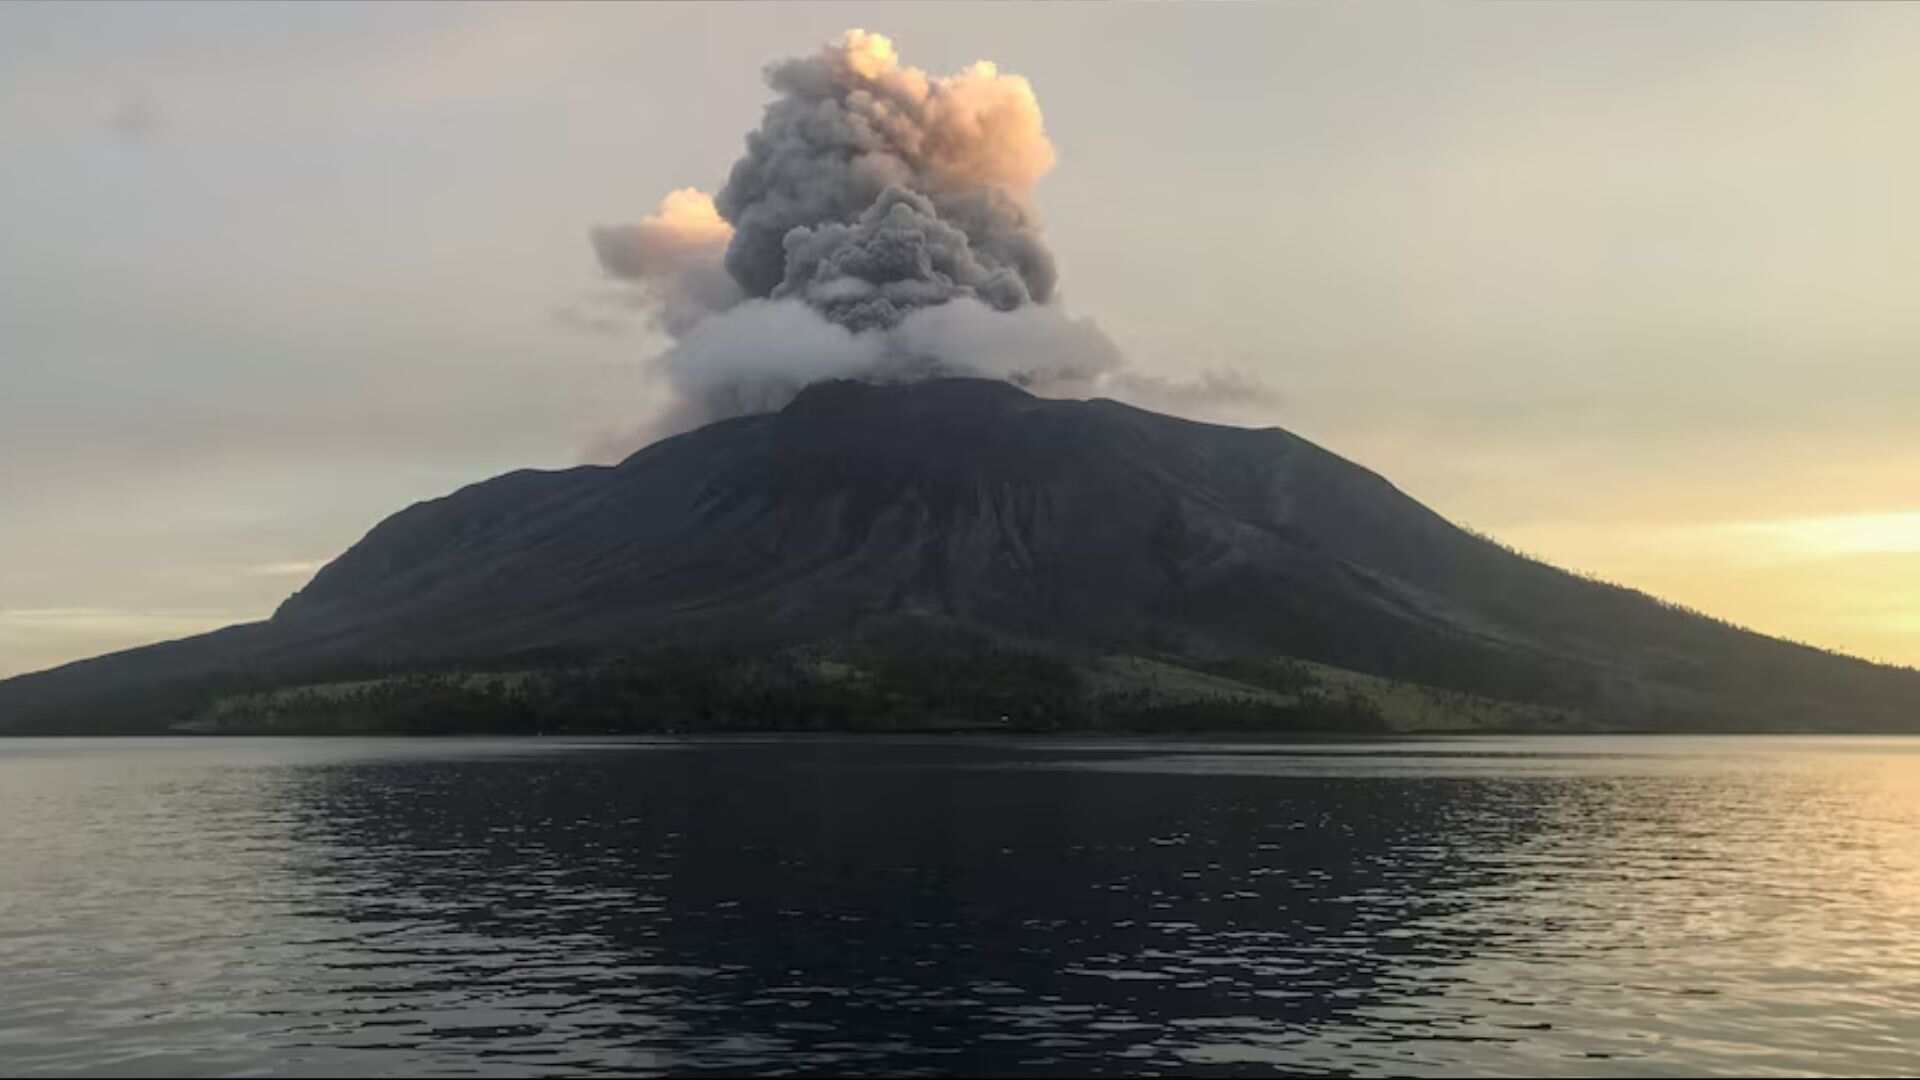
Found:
<box><xmin>2</xmin><ymin>735</ymin><xmax>1918</xmax><ymax>1077</ymax></box>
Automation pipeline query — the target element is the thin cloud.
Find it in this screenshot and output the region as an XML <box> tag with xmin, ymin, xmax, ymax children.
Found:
<box><xmin>0</xmin><ymin>606</ymin><xmax>252</xmax><ymax>626</ymax></box>
<box><xmin>239</xmin><ymin>560</ymin><xmax>327</xmax><ymax>578</ymax></box>
<box><xmin>1722</xmin><ymin>512</ymin><xmax>1920</xmax><ymax>560</ymax></box>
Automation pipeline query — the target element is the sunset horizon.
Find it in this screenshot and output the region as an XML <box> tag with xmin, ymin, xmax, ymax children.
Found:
<box><xmin>6</xmin><ymin>4</ymin><xmax>1917</xmax><ymax>680</ymax></box>
<box><xmin>7</xmin><ymin>6</ymin><xmax>1920</xmax><ymax>1076</ymax></box>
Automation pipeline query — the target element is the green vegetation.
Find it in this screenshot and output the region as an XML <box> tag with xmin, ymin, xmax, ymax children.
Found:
<box><xmin>177</xmin><ymin>632</ymin><xmax>1578</xmax><ymax>736</ymax></box>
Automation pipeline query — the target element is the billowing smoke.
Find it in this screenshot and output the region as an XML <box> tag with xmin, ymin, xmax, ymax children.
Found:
<box><xmin>585</xmin><ymin>29</ymin><xmax>1267</xmax><ymax>457</ymax></box>
<box><xmin>774</xmin><ymin>187</ymin><xmax>1042</xmax><ymax>331</ymax></box>
<box><xmin>589</xmin><ymin>188</ymin><xmax>743</xmax><ymax>337</ymax></box>
<box><xmin>717</xmin><ymin>28</ymin><xmax>1057</xmax><ymax>322</ymax></box>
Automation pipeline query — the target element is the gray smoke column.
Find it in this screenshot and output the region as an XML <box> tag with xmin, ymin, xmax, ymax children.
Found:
<box><xmin>583</xmin><ymin>30</ymin><xmax>1270</xmax><ymax>458</ymax></box>
<box><xmin>774</xmin><ymin>186</ymin><xmax>1041</xmax><ymax>331</ymax></box>
<box><xmin>717</xmin><ymin>29</ymin><xmax>1058</xmax><ymax>326</ymax></box>
<box><xmin>594</xmin><ymin>29</ymin><xmax>1059</xmax><ymax>332</ymax></box>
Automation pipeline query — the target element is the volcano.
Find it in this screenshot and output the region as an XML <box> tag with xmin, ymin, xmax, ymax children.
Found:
<box><xmin>3</xmin><ymin>378</ymin><xmax>1916</xmax><ymax>732</ymax></box>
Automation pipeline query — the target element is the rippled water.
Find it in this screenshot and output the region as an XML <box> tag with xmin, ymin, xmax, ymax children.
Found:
<box><xmin>3</xmin><ymin>736</ymin><xmax>1919</xmax><ymax>1076</ymax></box>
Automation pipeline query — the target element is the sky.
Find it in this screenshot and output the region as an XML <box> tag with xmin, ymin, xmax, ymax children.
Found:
<box><xmin>3</xmin><ymin>1</ymin><xmax>1918</xmax><ymax>678</ymax></box>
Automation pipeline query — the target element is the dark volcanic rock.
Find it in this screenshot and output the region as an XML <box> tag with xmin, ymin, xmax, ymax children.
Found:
<box><xmin>3</xmin><ymin>378</ymin><xmax>1916</xmax><ymax>730</ymax></box>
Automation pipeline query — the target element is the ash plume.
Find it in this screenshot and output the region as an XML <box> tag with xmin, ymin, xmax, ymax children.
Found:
<box><xmin>774</xmin><ymin>186</ymin><xmax>1040</xmax><ymax>332</ymax></box>
<box><xmin>716</xmin><ymin>28</ymin><xmax>1057</xmax><ymax>320</ymax></box>
<box><xmin>588</xmin><ymin>188</ymin><xmax>743</xmax><ymax>337</ymax></box>
<box><xmin>584</xmin><ymin>29</ymin><xmax>1268</xmax><ymax>457</ymax></box>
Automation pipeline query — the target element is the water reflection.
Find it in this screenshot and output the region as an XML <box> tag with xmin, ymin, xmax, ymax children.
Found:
<box><xmin>4</xmin><ymin>737</ymin><xmax>1919</xmax><ymax>1076</ymax></box>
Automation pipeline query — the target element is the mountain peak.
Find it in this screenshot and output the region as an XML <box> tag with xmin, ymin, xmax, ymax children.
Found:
<box><xmin>781</xmin><ymin>376</ymin><xmax>1040</xmax><ymax>418</ymax></box>
<box><xmin>4</xmin><ymin>381</ymin><xmax>1917</xmax><ymax>733</ymax></box>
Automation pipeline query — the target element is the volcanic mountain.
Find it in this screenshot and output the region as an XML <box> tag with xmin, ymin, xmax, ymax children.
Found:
<box><xmin>3</xmin><ymin>378</ymin><xmax>1915</xmax><ymax>732</ymax></box>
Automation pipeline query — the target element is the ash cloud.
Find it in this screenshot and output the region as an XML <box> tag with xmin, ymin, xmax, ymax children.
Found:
<box><xmin>588</xmin><ymin>188</ymin><xmax>743</xmax><ymax>337</ymax></box>
<box><xmin>584</xmin><ymin>29</ymin><xmax>1270</xmax><ymax>458</ymax></box>
<box><xmin>775</xmin><ymin>187</ymin><xmax>1039</xmax><ymax>332</ymax></box>
<box><xmin>717</xmin><ymin>28</ymin><xmax>1057</xmax><ymax>318</ymax></box>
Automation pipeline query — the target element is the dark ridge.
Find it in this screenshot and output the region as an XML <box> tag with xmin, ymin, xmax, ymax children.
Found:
<box><xmin>3</xmin><ymin>376</ymin><xmax>1915</xmax><ymax>732</ymax></box>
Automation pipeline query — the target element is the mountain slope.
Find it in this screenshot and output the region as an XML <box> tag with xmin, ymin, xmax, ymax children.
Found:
<box><xmin>3</xmin><ymin>378</ymin><xmax>1915</xmax><ymax>731</ymax></box>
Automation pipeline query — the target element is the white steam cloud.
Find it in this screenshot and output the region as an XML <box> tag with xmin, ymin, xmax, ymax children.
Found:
<box><xmin>586</xmin><ymin>29</ymin><xmax>1269</xmax><ymax>458</ymax></box>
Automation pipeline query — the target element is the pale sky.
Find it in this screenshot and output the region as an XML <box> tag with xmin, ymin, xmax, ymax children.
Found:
<box><xmin>4</xmin><ymin>1</ymin><xmax>1918</xmax><ymax>678</ymax></box>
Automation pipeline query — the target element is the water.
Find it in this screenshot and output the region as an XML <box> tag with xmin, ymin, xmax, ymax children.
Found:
<box><xmin>3</xmin><ymin>736</ymin><xmax>1919</xmax><ymax>1077</ymax></box>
